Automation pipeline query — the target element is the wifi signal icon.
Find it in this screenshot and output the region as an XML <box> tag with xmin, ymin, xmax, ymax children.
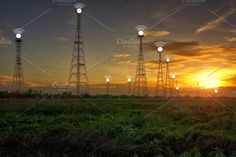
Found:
<box><xmin>155</xmin><ymin>41</ymin><xmax>166</xmax><ymax>48</ymax></box>
<box><xmin>13</xmin><ymin>28</ymin><xmax>24</xmax><ymax>39</ymax></box>
<box><xmin>135</xmin><ymin>25</ymin><xmax>147</xmax><ymax>31</ymax></box>
<box><xmin>13</xmin><ymin>28</ymin><xmax>24</xmax><ymax>34</ymax></box>
<box><xmin>104</xmin><ymin>75</ymin><xmax>111</xmax><ymax>79</ymax></box>
<box><xmin>74</xmin><ymin>3</ymin><xmax>85</xmax><ymax>9</ymax></box>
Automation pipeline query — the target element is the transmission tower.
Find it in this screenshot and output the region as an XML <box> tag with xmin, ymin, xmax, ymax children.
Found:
<box><xmin>196</xmin><ymin>79</ymin><xmax>200</xmax><ymax>97</ymax></box>
<box><xmin>175</xmin><ymin>80</ymin><xmax>179</xmax><ymax>97</ymax></box>
<box><xmin>171</xmin><ymin>73</ymin><xmax>176</xmax><ymax>97</ymax></box>
<box><xmin>12</xmin><ymin>28</ymin><xmax>24</xmax><ymax>93</ymax></box>
<box><xmin>133</xmin><ymin>25</ymin><xmax>148</xmax><ymax>97</ymax></box>
<box><xmin>164</xmin><ymin>55</ymin><xmax>171</xmax><ymax>97</ymax></box>
<box><xmin>155</xmin><ymin>43</ymin><xmax>165</xmax><ymax>97</ymax></box>
<box><xmin>68</xmin><ymin>3</ymin><xmax>89</xmax><ymax>97</ymax></box>
<box><xmin>105</xmin><ymin>75</ymin><xmax>111</xmax><ymax>95</ymax></box>
<box><xmin>214</xmin><ymin>88</ymin><xmax>218</xmax><ymax>97</ymax></box>
<box><xmin>127</xmin><ymin>75</ymin><xmax>132</xmax><ymax>96</ymax></box>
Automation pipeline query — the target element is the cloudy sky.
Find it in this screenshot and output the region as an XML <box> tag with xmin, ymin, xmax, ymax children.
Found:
<box><xmin>0</xmin><ymin>0</ymin><xmax>236</xmax><ymax>96</ymax></box>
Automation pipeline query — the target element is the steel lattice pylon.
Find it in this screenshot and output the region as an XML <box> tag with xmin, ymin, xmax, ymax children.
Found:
<box><xmin>196</xmin><ymin>81</ymin><xmax>200</xmax><ymax>97</ymax></box>
<box><xmin>133</xmin><ymin>35</ymin><xmax>148</xmax><ymax>97</ymax></box>
<box><xmin>68</xmin><ymin>5</ymin><xmax>89</xmax><ymax>96</ymax></box>
<box><xmin>12</xmin><ymin>38</ymin><xmax>24</xmax><ymax>93</ymax></box>
<box><xmin>164</xmin><ymin>61</ymin><xmax>171</xmax><ymax>97</ymax></box>
<box><xmin>156</xmin><ymin>53</ymin><xmax>164</xmax><ymax>97</ymax></box>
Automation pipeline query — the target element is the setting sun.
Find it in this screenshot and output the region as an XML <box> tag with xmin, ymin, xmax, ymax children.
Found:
<box><xmin>202</xmin><ymin>77</ymin><xmax>221</xmax><ymax>89</ymax></box>
<box><xmin>197</xmin><ymin>73</ymin><xmax>221</xmax><ymax>89</ymax></box>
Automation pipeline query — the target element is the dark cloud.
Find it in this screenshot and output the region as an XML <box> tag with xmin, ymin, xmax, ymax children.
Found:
<box><xmin>165</xmin><ymin>41</ymin><xmax>202</xmax><ymax>56</ymax></box>
<box><xmin>144</xmin><ymin>40</ymin><xmax>236</xmax><ymax>57</ymax></box>
<box><xmin>144</xmin><ymin>40</ymin><xmax>203</xmax><ymax>56</ymax></box>
<box><xmin>165</xmin><ymin>41</ymin><xmax>199</xmax><ymax>51</ymax></box>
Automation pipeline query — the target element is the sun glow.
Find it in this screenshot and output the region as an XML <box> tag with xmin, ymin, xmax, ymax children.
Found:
<box><xmin>196</xmin><ymin>73</ymin><xmax>221</xmax><ymax>89</ymax></box>
<box><xmin>202</xmin><ymin>77</ymin><xmax>221</xmax><ymax>89</ymax></box>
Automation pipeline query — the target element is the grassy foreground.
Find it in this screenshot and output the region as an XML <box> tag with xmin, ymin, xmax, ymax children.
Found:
<box><xmin>0</xmin><ymin>97</ymin><xmax>236</xmax><ymax>157</ymax></box>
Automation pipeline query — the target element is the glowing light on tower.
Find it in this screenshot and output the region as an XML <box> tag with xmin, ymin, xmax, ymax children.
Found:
<box><xmin>76</xmin><ymin>8</ymin><xmax>82</xmax><ymax>14</ymax></box>
<box><xmin>157</xmin><ymin>47</ymin><xmax>163</xmax><ymax>53</ymax></box>
<box><xmin>12</xmin><ymin>28</ymin><xmax>24</xmax><ymax>93</ymax></box>
<box><xmin>133</xmin><ymin>25</ymin><xmax>148</xmax><ymax>97</ymax></box>
<box><xmin>176</xmin><ymin>86</ymin><xmax>180</xmax><ymax>91</ymax></box>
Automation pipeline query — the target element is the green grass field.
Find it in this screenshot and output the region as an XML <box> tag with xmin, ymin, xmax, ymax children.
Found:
<box><xmin>0</xmin><ymin>98</ymin><xmax>236</xmax><ymax>157</ymax></box>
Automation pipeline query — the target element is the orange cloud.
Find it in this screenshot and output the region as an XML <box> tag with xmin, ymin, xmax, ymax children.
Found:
<box><xmin>145</xmin><ymin>30</ymin><xmax>170</xmax><ymax>37</ymax></box>
<box><xmin>112</xmin><ymin>53</ymin><xmax>130</xmax><ymax>58</ymax></box>
<box><xmin>224</xmin><ymin>76</ymin><xmax>236</xmax><ymax>86</ymax></box>
<box><xmin>117</xmin><ymin>60</ymin><xmax>136</xmax><ymax>66</ymax></box>
<box><xmin>0</xmin><ymin>75</ymin><xmax>12</xmax><ymax>86</ymax></box>
<box><xmin>224</xmin><ymin>37</ymin><xmax>236</xmax><ymax>42</ymax></box>
<box><xmin>145</xmin><ymin>61</ymin><xmax>157</xmax><ymax>70</ymax></box>
<box><xmin>25</xmin><ymin>81</ymin><xmax>49</xmax><ymax>88</ymax></box>
<box><xmin>55</xmin><ymin>36</ymin><xmax>69</xmax><ymax>42</ymax></box>
<box><xmin>0</xmin><ymin>75</ymin><xmax>50</xmax><ymax>89</ymax></box>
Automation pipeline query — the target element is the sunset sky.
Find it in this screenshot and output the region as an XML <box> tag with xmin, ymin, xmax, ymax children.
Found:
<box><xmin>0</xmin><ymin>0</ymin><xmax>236</xmax><ymax>96</ymax></box>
